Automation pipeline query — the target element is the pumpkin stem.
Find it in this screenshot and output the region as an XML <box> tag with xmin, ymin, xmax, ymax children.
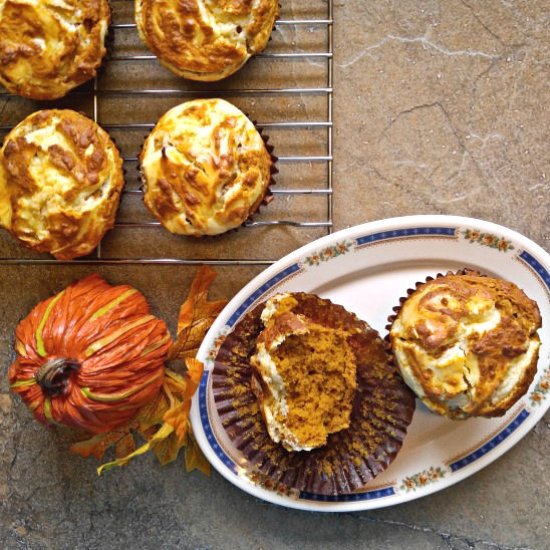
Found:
<box><xmin>35</xmin><ymin>358</ymin><xmax>81</xmax><ymax>397</ymax></box>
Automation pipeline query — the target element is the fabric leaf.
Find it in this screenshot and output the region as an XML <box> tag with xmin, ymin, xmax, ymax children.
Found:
<box><xmin>185</xmin><ymin>433</ymin><xmax>211</xmax><ymax>475</ymax></box>
<box><xmin>70</xmin><ymin>430</ymin><xmax>129</xmax><ymax>460</ymax></box>
<box><xmin>115</xmin><ymin>433</ymin><xmax>136</xmax><ymax>459</ymax></box>
<box><xmin>170</xmin><ymin>266</ymin><xmax>227</xmax><ymax>360</ymax></box>
<box><xmin>97</xmin><ymin>423</ymin><xmax>174</xmax><ymax>475</ymax></box>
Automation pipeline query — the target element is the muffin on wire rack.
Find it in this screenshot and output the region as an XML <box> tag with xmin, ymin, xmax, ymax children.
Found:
<box><xmin>212</xmin><ymin>292</ymin><xmax>416</xmax><ymax>496</ymax></box>
<box><xmin>140</xmin><ymin>98</ymin><xmax>276</xmax><ymax>237</ymax></box>
<box><xmin>135</xmin><ymin>0</ymin><xmax>279</xmax><ymax>81</ymax></box>
<box><xmin>0</xmin><ymin>110</ymin><xmax>124</xmax><ymax>260</ymax></box>
<box><xmin>388</xmin><ymin>270</ymin><xmax>542</xmax><ymax>419</ymax></box>
<box><xmin>0</xmin><ymin>0</ymin><xmax>111</xmax><ymax>100</ymax></box>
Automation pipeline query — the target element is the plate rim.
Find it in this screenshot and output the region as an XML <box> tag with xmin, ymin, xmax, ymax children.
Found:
<box><xmin>191</xmin><ymin>214</ymin><xmax>550</xmax><ymax>512</ymax></box>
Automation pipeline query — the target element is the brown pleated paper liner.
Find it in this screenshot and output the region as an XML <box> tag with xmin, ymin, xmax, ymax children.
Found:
<box><xmin>212</xmin><ymin>293</ymin><xmax>416</xmax><ymax>496</ymax></box>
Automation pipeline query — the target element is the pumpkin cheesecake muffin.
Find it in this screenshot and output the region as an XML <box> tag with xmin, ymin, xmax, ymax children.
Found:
<box><xmin>250</xmin><ymin>294</ymin><xmax>357</xmax><ymax>452</ymax></box>
<box><xmin>0</xmin><ymin>0</ymin><xmax>111</xmax><ymax>100</ymax></box>
<box><xmin>135</xmin><ymin>0</ymin><xmax>279</xmax><ymax>81</ymax></box>
<box><xmin>213</xmin><ymin>292</ymin><xmax>416</xmax><ymax>496</ymax></box>
<box><xmin>0</xmin><ymin>110</ymin><xmax>124</xmax><ymax>260</ymax></box>
<box><xmin>140</xmin><ymin>98</ymin><xmax>275</xmax><ymax>237</ymax></box>
<box><xmin>389</xmin><ymin>271</ymin><xmax>542</xmax><ymax>419</ymax></box>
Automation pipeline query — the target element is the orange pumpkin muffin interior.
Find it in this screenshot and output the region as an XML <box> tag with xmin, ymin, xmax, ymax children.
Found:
<box><xmin>251</xmin><ymin>294</ymin><xmax>358</xmax><ymax>452</ymax></box>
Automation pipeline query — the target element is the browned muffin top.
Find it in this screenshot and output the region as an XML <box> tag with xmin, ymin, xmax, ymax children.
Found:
<box><xmin>390</xmin><ymin>271</ymin><xmax>542</xmax><ymax>418</ymax></box>
<box><xmin>0</xmin><ymin>109</ymin><xmax>124</xmax><ymax>260</ymax></box>
<box><xmin>135</xmin><ymin>0</ymin><xmax>279</xmax><ymax>81</ymax></box>
<box><xmin>0</xmin><ymin>0</ymin><xmax>110</xmax><ymax>100</ymax></box>
<box><xmin>140</xmin><ymin>99</ymin><xmax>273</xmax><ymax>236</ymax></box>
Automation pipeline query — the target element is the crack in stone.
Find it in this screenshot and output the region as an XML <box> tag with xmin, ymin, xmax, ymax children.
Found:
<box><xmin>339</xmin><ymin>34</ymin><xmax>500</xmax><ymax>68</ymax></box>
<box><xmin>378</xmin><ymin>101</ymin><xmax>442</xmax><ymax>142</ymax></box>
<box><xmin>388</xmin><ymin>34</ymin><xmax>500</xmax><ymax>60</ymax></box>
<box><xmin>10</xmin><ymin>442</ymin><xmax>18</xmax><ymax>471</ymax></box>
<box><xmin>375</xmin><ymin>101</ymin><xmax>491</xmax><ymax>198</ymax></box>
<box><xmin>344</xmin><ymin>513</ymin><xmax>535</xmax><ymax>550</ymax></box>
<box><xmin>459</xmin><ymin>0</ymin><xmax>508</xmax><ymax>46</ymax></box>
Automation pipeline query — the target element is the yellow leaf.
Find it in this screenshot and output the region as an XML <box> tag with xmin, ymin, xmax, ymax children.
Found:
<box><xmin>163</xmin><ymin>402</ymin><xmax>191</xmax><ymax>444</ymax></box>
<box><xmin>98</xmin><ymin>423</ymin><xmax>174</xmax><ymax>475</ymax></box>
<box><xmin>136</xmin><ymin>390</ymin><xmax>170</xmax><ymax>433</ymax></box>
<box><xmin>185</xmin><ymin>432</ymin><xmax>211</xmax><ymax>475</ymax></box>
<box><xmin>96</xmin><ymin>363</ymin><xmax>201</xmax><ymax>474</ymax></box>
<box><xmin>184</xmin><ymin>358</ymin><xmax>204</xmax><ymax>392</ymax></box>
<box><xmin>152</xmin><ymin>431</ymin><xmax>187</xmax><ymax>466</ymax></box>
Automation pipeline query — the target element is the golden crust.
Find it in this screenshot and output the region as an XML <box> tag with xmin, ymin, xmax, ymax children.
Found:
<box><xmin>0</xmin><ymin>109</ymin><xmax>124</xmax><ymax>260</ymax></box>
<box><xmin>389</xmin><ymin>272</ymin><xmax>542</xmax><ymax>419</ymax></box>
<box><xmin>135</xmin><ymin>0</ymin><xmax>279</xmax><ymax>81</ymax></box>
<box><xmin>0</xmin><ymin>0</ymin><xmax>110</xmax><ymax>100</ymax></box>
<box><xmin>140</xmin><ymin>98</ymin><xmax>273</xmax><ymax>236</ymax></box>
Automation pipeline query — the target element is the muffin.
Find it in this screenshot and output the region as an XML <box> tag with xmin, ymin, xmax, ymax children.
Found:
<box><xmin>0</xmin><ymin>0</ymin><xmax>110</xmax><ymax>100</ymax></box>
<box><xmin>213</xmin><ymin>292</ymin><xmax>416</xmax><ymax>496</ymax></box>
<box><xmin>140</xmin><ymin>99</ymin><xmax>274</xmax><ymax>237</ymax></box>
<box><xmin>0</xmin><ymin>110</ymin><xmax>124</xmax><ymax>260</ymax></box>
<box><xmin>389</xmin><ymin>271</ymin><xmax>542</xmax><ymax>419</ymax></box>
<box><xmin>135</xmin><ymin>0</ymin><xmax>279</xmax><ymax>81</ymax></box>
<box><xmin>250</xmin><ymin>293</ymin><xmax>358</xmax><ymax>452</ymax></box>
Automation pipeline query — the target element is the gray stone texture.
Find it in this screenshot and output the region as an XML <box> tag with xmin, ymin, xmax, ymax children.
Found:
<box><xmin>1</xmin><ymin>0</ymin><xmax>549</xmax><ymax>549</ymax></box>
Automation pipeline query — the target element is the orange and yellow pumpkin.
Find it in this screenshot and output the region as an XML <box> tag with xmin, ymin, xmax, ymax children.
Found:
<box><xmin>9</xmin><ymin>274</ymin><xmax>172</xmax><ymax>434</ymax></box>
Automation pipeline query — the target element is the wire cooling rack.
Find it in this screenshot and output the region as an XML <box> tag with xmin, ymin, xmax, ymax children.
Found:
<box><xmin>0</xmin><ymin>0</ymin><xmax>333</xmax><ymax>266</ymax></box>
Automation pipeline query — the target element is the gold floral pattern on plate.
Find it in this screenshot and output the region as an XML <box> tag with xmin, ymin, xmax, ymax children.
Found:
<box><xmin>530</xmin><ymin>366</ymin><xmax>550</xmax><ymax>406</ymax></box>
<box><xmin>400</xmin><ymin>466</ymin><xmax>447</xmax><ymax>492</ymax></box>
<box><xmin>462</xmin><ymin>229</ymin><xmax>514</xmax><ymax>252</ymax></box>
<box><xmin>303</xmin><ymin>240</ymin><xmax>354</xmax><ymax>266</ymax></box>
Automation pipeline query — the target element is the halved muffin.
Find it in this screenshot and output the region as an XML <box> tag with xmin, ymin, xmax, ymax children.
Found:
<box><xmin>213</xmin><ymin>292</ymin><xmax>415</xmax><ymax>496</ymax></box>
<box><xmin>251</xmin><ymin>293</ymin><xmax>358</xmax><ymax>452</ymax></box>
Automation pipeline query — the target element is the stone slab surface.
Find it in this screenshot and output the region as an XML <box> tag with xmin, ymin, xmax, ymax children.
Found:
<box><xmin>1</xmin><ymin>1</ymin><xmax>549</xmax><ymax>549</ymax></box>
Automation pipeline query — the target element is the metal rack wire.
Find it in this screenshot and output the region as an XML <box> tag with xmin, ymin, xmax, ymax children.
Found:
<box><xmin>0</xmin><ymin>1</ymin><xmax>334</xmax><ymax>266</ymax></box>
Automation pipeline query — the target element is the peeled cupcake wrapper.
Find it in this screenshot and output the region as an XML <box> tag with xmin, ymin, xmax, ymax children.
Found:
<box><xmin>104</xmin><ymin>14</ymin><xmax>118</xmax><ymax>62</ymax></box>
<box><xmin>247</xmin><ymin>123</ymin><xmax>278</xmax><ymax>216</ymax></box>
<box><xmin>212</xmin><ymin>293</ymin><xmax>416</xmax><ymax>496</ymax></box>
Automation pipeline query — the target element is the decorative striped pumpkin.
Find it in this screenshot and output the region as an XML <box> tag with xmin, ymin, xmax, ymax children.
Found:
<box><xmin>9</xmin><ymin>274</ymin><xmax>172</xmax><ymax>434</ymax></box>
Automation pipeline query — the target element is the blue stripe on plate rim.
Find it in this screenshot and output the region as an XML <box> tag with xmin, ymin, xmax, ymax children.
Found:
<box><xmin>226</xmin><ymin>264</ymin><xmax>302</xmax><ymax>328</ymax></box>
<box><xmin>198</xmin><ymin>224</ymin><xmax>550</xmax><ymax>503</ymax></box>
<box><xmin>449</xmin><ymin>409</ymin><xmax>530</xmax><ymax>472</ymax></box>
<box><xmin>356</xmin><ymin>226</ymin><xmax>456</xmax><ymax>245</ymax></box>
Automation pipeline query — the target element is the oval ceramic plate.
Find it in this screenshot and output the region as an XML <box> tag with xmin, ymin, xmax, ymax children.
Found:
<box><xmin>191</xmin><ymin>215</ymin><xmax>550</xmax><ymax>512</ymax></box>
